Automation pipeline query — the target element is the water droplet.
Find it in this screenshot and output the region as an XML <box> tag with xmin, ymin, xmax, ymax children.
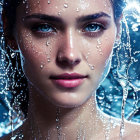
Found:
<box><xmin>90</xmin><ymin>66</ymin><xmax>94</xmax><ymax>70</ymax></box>
<box><xmin>96</xmin><ymin>45</ymin><xmax>100</xmax><ymax>49</ymax></box>
<box><xmin>58</xmin><ymin>12</ymin><xmax>61</xmax><ymax>16</ymax></box>
<box><xmin>76</xmin><ymin>8</ymin><xmax>79</xmax><ymax>12</ymax></box>
<box><xmin>40</xmin><ymin>64</ymin><xmax>44</xmax><ymax>69</ymax></box>
<box><xmin>56</xmin><ymin>118</ymin><xmax>59</xmax><ymax>122</ymax></box>
<box><xmin>46</xmin><ymin>42</ymin><xmax>50</xmax><ymax>46</ymax></box>
<box><xmin>133</xmin><ymin>40</ymin><xmax>136</xmax><ymax>43</ymax></box>
<box><xmin>48</xmin><ymin>0</ymin><xmax>51</xmax><ymax>4</ymax></box>
<box><xmin>47</xmin><ymin>58</ymin><xmax>51</xmax><ymax>62</ymax></box>
<box><xmin>85</xmin><ymin>56</ymin><xmax>88</xmax><ymax>60</ymax></box>
<box><xmin>100</xmin><ymin>52</ymin><xmax>103</xmax><ymax>55</ymax></box>
<box><xmin>11</xmin><ymin>53</ymin><xmax>16</xmax><ymax>58</ymax></box>
<box><xmin>97</xmin><ymin>39</ymin><xmax>102</xmax><ymax>45</ymax></box>
<box><xmin>88</xmin><ymin>64</ymin><xmax>94</xmax><ymax>70</ymax></box>
<box><xmin>64</xmin><ymin>3</ymin><xmax>68</xmax><ymax>8</ymax></box>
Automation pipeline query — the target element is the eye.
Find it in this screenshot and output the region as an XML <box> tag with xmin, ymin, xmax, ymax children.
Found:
<box><xmin>31</xmin><ymin>24</ymin><xmax>56</xmax><ymax>33</ymax></box>
<box><xmin>83</xmin><ymin>23</ymin><xmax>104</xmax><ymax>33</ymax></box>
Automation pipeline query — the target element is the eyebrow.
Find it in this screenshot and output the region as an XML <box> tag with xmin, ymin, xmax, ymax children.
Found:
<box><xmin>24</xmin><ymin>12</ymin><xmax>111</xmax><ymax>23</ymax></box>
<box><xmin>24</xmin><ymin>13</ymin><xmax>63</xmax><ymax>23</ymax></box>
<box><xmin>77</xmin><ymin>12</ymin><xmax>111</xmax><ymax>22</ymax></box>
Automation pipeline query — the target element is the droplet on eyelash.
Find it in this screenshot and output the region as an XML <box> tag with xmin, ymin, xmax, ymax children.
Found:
<box><xmin>64</xmin><ymin>3</ymin><xmax>68</xmax><ymax>8</ymax></box>
<box><xmin>48</xmin><ymin>0</ymin><xmax>51</xmax><ymax>4</ymax></box>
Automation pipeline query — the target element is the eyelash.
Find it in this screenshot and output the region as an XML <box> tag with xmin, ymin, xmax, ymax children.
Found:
<box><xmin>31</xmin><ymin>24</ymin><xmax>56</xmax><ymax>35</ymax></box>
<box><xmin>82</xmin><ymin>23</ymin><xmax>106</xmax><ymax>37</ymax></box>
<box><xmin>83</xmin><ymin>23</ymin><xmax>105</xmax><ymax>32</ymax></box>
<box><xmin>31</xmin><ymin>22</ymin><xmax>106</xmax><ymax>37</ymax></box>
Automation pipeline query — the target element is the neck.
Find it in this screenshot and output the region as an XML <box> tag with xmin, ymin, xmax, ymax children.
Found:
<box><xmin>23</xmin><ymin>85</ymin><xmax>105</xmax><ymax>140</ymax></box>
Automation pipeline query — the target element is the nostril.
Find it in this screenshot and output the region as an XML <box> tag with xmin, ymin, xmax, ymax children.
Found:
<box><xmin>74</xmin><ymin>59</ymin><xmax>81</xmax><ymax>66</ymax></box>
<box><xmin>56</xmin><ymin>55</ymin><xmax>81</xmax><ymax>68</ymax></box>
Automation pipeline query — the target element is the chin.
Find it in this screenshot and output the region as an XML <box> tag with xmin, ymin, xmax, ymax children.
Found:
<box><xmin>49</xmin><ymin>92</ymin><xmax>93</xmax><ymax>108</ymax></box>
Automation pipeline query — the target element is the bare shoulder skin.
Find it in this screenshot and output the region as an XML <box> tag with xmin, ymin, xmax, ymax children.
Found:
<box><xmin>0</xmin><ymin>120</ymin><xmax>140</xmax><ymax>140</ymax></box>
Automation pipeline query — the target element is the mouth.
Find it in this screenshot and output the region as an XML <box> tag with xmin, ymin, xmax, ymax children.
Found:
<box><xmin>50</xmin><ymin>73</ymin><xmax>88</xmax><ymax>88</ymax></box>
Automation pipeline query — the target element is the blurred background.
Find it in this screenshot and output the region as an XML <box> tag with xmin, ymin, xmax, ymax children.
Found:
<box><xmin>0</xmin><ymin>0</ymin><xmax>140</xmax><ymax>137</ymax></box>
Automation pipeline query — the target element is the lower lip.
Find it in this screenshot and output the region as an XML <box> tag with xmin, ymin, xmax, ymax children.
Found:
<box><xmin>52</xmin><ymin>79</ymin><xmax>84</xmax><ymax>88</ymax></box>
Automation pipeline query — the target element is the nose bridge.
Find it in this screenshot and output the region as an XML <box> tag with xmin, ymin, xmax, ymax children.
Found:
<box><xmin>63</xmin><ymin>28</ymin><xmax>78</xmax><ymax>58</ymax></box>
<box><xmin>56</xmin><ymin>28</ymin><xmax>81</xmax><ymax>68</ymax></box>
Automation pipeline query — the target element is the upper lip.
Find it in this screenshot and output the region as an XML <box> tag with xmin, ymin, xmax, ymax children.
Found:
<box><xmin>50</xmin><ymin>73</ymin><xmax>88</xmax><ymax>79</ymax></box>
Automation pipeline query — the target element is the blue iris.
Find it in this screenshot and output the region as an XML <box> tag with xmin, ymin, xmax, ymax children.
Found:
<box><xmin>32</xmin><ymin>24</ymin><xmax>54</xmax><ymax>32</ymax></box>
<box><xmin>84</xmin><ymin>24</ymin><xmax>101</xmax><ymax>32</ymax></box>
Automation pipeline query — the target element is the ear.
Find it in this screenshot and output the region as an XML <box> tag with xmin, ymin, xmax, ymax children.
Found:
<box><xmin>2</xmin><ymin>11</ymin><xmax>18</xmax><ymax>51</ymax></box>
<box><xmin>115</xmin><ymin>14</ymin><xmax>123</xmax><ymax>41</ymax></box>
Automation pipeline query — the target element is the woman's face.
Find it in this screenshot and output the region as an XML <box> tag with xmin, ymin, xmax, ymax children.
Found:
<box><xmin>14</xmin><ymin>0</ymin><xmax>118</xmax><ymax>107</ymax></box>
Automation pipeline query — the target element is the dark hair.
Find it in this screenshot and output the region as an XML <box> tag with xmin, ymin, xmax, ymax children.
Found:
<box><xmin>1</xmin><ymin>0</ymin><xmax>126</xmax><ymax>116</ymax></box>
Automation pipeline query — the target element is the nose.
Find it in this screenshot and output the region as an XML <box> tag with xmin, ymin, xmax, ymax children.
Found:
<box><xmin>56</xmin><ymin>29</ymin><xmax>81</xmax><ymax>69</ymax></box>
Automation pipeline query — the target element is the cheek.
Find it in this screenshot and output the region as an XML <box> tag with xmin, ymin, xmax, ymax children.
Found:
<box><xmin>16</xmin><ymin>32</ymin><xmax>48</xmax><ymax>78</ymax></box>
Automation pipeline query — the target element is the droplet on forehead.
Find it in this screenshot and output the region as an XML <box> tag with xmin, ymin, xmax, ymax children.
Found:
<box><xmin>64</xmin><ymin>3</ymin><xmax>68</xmax><ymax>8</ymax></box>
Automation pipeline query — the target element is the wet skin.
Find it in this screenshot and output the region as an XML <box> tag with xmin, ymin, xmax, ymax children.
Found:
<box><xmin>14</xmin><ymin>0</ymin><xmax>118</xmax><ymax>108</ymax></box>
<box><xmin>2</xmin><ymin>0</ymin><xmax>140</xmax><ymax>140</ymax></box>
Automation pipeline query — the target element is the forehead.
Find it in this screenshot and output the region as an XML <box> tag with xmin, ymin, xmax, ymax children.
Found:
<box><xmin>18</xmin><ymin>0</ymin><xmax>114</xmax><ymax>18</ymax></box>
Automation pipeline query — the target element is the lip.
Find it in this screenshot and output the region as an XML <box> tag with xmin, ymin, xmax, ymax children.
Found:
<box><xmin>50</xmin><ymin>73</ymin><xmax>88</xmax><ymax>88</ymax></box>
